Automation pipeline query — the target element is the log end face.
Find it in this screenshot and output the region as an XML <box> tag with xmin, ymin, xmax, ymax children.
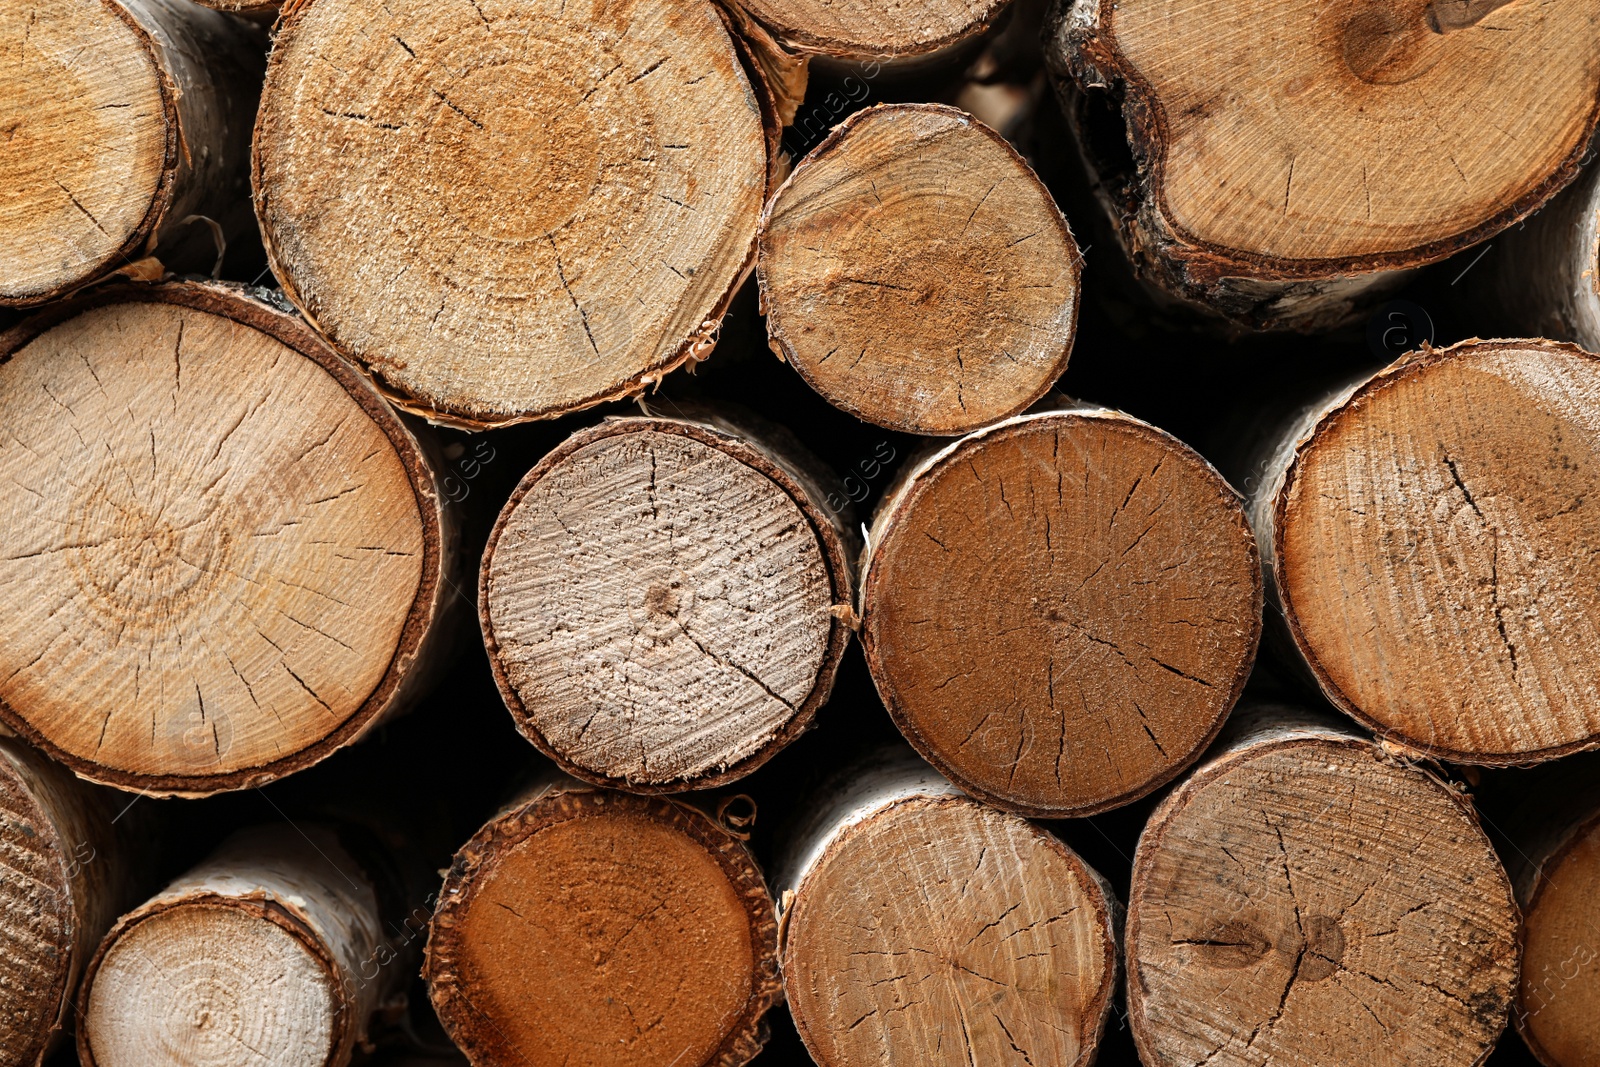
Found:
<box><xmin>733</xmin><ymin>0</ymin><xmax>1005</xmax><ymax>59</ymax></box>
<box><xmin>1518</xmin><ymin>815</ymin><xmax>1600</xmax><ymax>1067</ymax></box>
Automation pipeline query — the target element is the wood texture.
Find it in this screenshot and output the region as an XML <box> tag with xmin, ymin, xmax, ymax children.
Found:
<box><xmin>0</xmin><ymin>283</ymin><xmax>458</xmax><ymax>795</ymax></box>
<box><xmin>254</xmin><ymin>0</ymin><xmax>769</xmax><ymax>428</ymax></box>
<box><xmin>481</xmin><ymin>412</ymin><xmax>854</xmax><ymax>791</ymax></box>
<box><xmin>0</xmin><ymin>735</ymin><xmax>139</xmax><ymax>1067</ymax></box>
<box><xmin>1127</xmin><ymin>705</ymin><xmax>1520</xmax><ymax>1067</ymax></box>
<box><xmin>728</xmin><ymin>0</ymin><xmax>1005</xmax><ymax>60</ymax></box>
<box><xmin>425</xmin><ymin>777</ymin><xmax>782</xmax><ymax>1067</ymax></box>
<box><xmin>1254</xmin><ymin>339</ymin><xmax>1600</xmax><ymax>764</ymax></box>
<box><xmin>759</xmin><ymin>104</ymin><xmax>1081</xmax><ymax>436</ymax></box>
<box><xmin>860</xmin><ymin>403</ymin><xmax>1261</xmax><ymax>816</ymax></box>
<box><xmin>1045</xmin><ymin>0</ymin><xmax>1600</xmax><ymax>330</ymax></box>
<box><xmin>78</xmin><ymin>824</ymin><xmax>396</xmax><ymax>1067</ymax></box>
<box><xmin>0</xmin><ymin>0</ymin><xmax>264</xmax><ymax>306</ymax></box>
<box><xmin>775</xmin><ymin>745</ymin><xmax>1118</xmax><ymax>1067</ymax></box>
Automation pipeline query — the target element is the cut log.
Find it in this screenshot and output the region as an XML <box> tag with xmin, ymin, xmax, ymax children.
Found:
<box><xmin>1044</xmin><ymin>0</ymin><xmax>1600</xmax><ymax>331</ymax></box>
<box><xmin>190</xmin><ymin>0</ymin><xmax>277</xmax><ymax>20</ymax></box>
<box><xmin>1127</xmin><ymin>704</ymin><xmax>1520</xmax><ymax>1067</ymax></box>
<box><xmin>425</xmin><ymin>776</ymin><xmax>782</xmax><ymax>1067</ymax></box>
<box><xmin>774</xmin><ymin>745</ymin><xmax>1118</xmax><ymax>1067</ymax></box>
<box><xmin>253</xmin><ymin>0</ymin><xmax>769</xmax><ymax>428</ymax></box>
<box><xmin>480</xmin><ymin>411</ymin><xmax>854</xmax><ymax>791</ymax></box>
<box><xmin>0</xmin><ymin>735</ymin><xmax>143</xmax><ymax>1067</ymax></box>
<box><xmin>0</xmin><ymin>283</ymin><xmax>459</xmax><ymax>796</ymax></box>
<box><xmin>758</xmin><ymin>104</ymin><xmax>1081</xmax><ymax>436</ymax></box>
<box><xmin>1252</xmin><ymin>338</ymin><xmax>1600</xmax><ymax>764</ymax></box>
<box><xmin>859</xmin><ymin>402</ymin><xmax>1261</xmax><ymax>816</ymax></box>
<box><xmin>727</xmin><ymin>0</ymin><xmax>1005</xmax><ymax>63</ymax></box>
<box><xmin>77</xmin><ymin>824</ymin><xmax>405</xmax><ymax>1067</ymax></box>
<box><xmin>0</xmin><ymin>0</ymin><xmax>265</xmax><ymax>307</ymax></box>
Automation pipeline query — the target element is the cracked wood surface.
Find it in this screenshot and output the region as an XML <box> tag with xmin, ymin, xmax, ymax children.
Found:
<box><xmin>480</xmin><ymin>412</ymin><xmax>853</xmax><ymax>791</ymax></box>
<box><xmin>775</xmin><ymin>745</ymin><xmax>1117</xmax><ymax>1067</ymax></box>
<box><xmin>860</xmin><ymin>404</ymin><xmax>1261</xmax><ymax>816</ymax></box>
<box><xmin>758</xmin><ymin>104</ymin><xmax>1080</xmax><ymax>437</ymax></box>
<box><xmin>1046</xmin><ymin>0</ymin><xmax>1600</xmax><ymax>329</ymax></box>
<box><xmin>0</xmin><ymin>0</ymin><xmax>263</xmax><ymax>306</ymax></box>
<box><xmin>730</xmin><ymin>0</ymin><xmax>1003</xmax><ymax>58</ymax></box>
<box><xmin>1258</xmin><ymin>339</ymin><xmax>1600</xmax><ymax>764</ymax></box>
<box><xmin>425</xmin><ymin>778</ymin><xmax>782</xmax><ymax>1067</ymax></box>
<box><xmin>253</xmin><ymin>0</ymin><xmax>767</xmax><ymax>428</ymax></box>
<box><xmin>0</xmin><ymin>284</ymin><xmax>454</xmax><ymax>795</ymax></box>
<box><xmin>1127</xmin><ymin>705</ymin><xmax>1519</xmax><ymax>1067</ymax></box>
<box><xmin>79</xmin><ymin>825</ymin><xmax>389</xmax><ymax>1067</ymax></box>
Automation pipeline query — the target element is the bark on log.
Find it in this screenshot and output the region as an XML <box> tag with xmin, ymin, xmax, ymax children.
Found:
<box><xmin>0</xmin><ymin>0</ymin><xmax>264</xmax><ymax>307</ymax></box>
<box><xmin>1249</xmin><ymin>338</ymin><xmax>1600</xmax><ymax>765</ymax></box>
<box><xmin>190</xmin><ymin>0</ymin><xmax>277</xmax><ymax>21</ymax></box>
<box><xmin>480</xmin><ymin>411</ymin><xmax>854</xmax><ymax>791</ymax></box>
<box><xmin>77</xmin><ymin>824</ymin><xmax>405</xmax><ymax>1067</ymax></box>
<box><xmin>0</xmin><ymin>283</ymin><xmax>460</xmax><ymax>796</ymax></box>
<box><xmin>773</xmin><ymin>745</ymin><xmax>1119</xmax><ymax>1067</ymax></box>
<box><xmin>758</xmin><ymin>104</ymin><xmax>1081</xmax><ymax>436</ymax></box>
<box><xmin>425</xmin><ymin>775</ymin><xmax>783</xmax><ymax>1067</ymax></box>
<box><xmin>253</xmin><ymin>0</ymin><xmax>770</xmax><ymax>428</ymax></box>
<box><xmin>727</xmin><ymin>0</ymin><xmax>1006</xmax><ymax>63</ymax></box>
<box><xmin>1043</xmin><ymin>0</ymin><xmax>1600</xmax><ymax>332</ymax></box>
<box><xmin>1126</xmin><ymin>704</ymin><xmax>1520</xmax><ymax>1067</ymax></box>
<box><xmin>859</xmin><ymin>402</ymin><xmax>1261</xmax><ymax>817</ymax></box>
<box><xmin>0</xmin><ymin>735</ymin><xmax>143</xmax><ymax>1067</ymax></box>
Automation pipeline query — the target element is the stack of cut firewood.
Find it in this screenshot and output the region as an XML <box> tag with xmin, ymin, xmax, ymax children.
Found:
<box><xmin>2</xmin><ymin>0</ymin><xmax>1599</xmax><ymax>1064</ymax></box>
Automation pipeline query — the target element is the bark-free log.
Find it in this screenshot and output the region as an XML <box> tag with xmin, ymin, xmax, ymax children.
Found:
<box><xmin>0</xmin><ymin>284</ymin><xmax>456</xmax><ymax>795</ymax></box>
<box><xmin>759</xmin><ymin>104</ymin><xmax>1081</xmax><ymax>436</ymax></box>
<box><xmin>0</xmin><ymin>736</ymin><xmax>140</xmax><ymax>1067</ymax></box>
<box><xmin>425</xmin><ymin>778</ymin><xmax>782</xmax><ymax>1067</ymax></box>
<box><xmin>78</xmin><ymin>825</ymin><xmax>402</xmax><ymax>1067</ymax></box>
<box><xmin>729</xmin><ymin>0</ymin><xmax>1004</xmax><ymax>61</ymax></box>
<box><xmin>1127</xmin><ymin>706</ymin><xmax>1520</xmax><ymax>1067</ymax></box>
<box><xmin>1253</xmin><ymin>339</ymin><xmax>1600</xmax><ymax>764</ymax></box>
<box><xmin>481</xmin><ymin>412</ymin><xmax>853</xmax><ymax>791</ymax></box>
<box><xmin>775</xmin><ymin>746</ymin><xmax>1118</xmax><ymax>1067</ymax></box>
<box><xmin>254</xmin><ymin>0</ymin><xmax>768</xmax><ymax>428</ymax></box>
<box><xmin>0</xmin><ymin>0</ymin><xmax>263</xmax><ymax>306</ymax></box>
<box><xmin>1045</xmin><ymin>0</ymin><xmax>1600</xmax><ymax>331</ymax></box>
<box><xmin>860</xmin><ymin>404</ymin><xmax>1261</xmax><ymax>816</ymax></box>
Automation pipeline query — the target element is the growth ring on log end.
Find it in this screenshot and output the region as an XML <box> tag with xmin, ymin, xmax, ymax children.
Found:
<box><xmin>481</xmin><ymin>414</ymin><xmax>853</xmax><ymax>791</ymax></box>
<box><xmin>254</xmin><ymin>0</ymin><xmax>768</xmax><ymax>427</ymax></box>
<box><xmin>1127</xmin><ymin>711</ymin><xmax>1519</xmax><ymax>1067</ymax></box>
<box><xmin>730</xmin><ymin>0</ymin><xmax>1006</xmax><ymax>60</ymax></box>
<box><xmin>759</xmin><ymin>104</ymin><xmax>1081</xmax><ymax>437</ymax></box>
<box><xmin>426</xmin><ymin>785</ymin><xmax>782</xmax><ymax>1067</ymax></box>
<box><xmin>1269</xmin><ymin>339</ymin><xmax>1600</xmax><ymax>764</ymax></box>
<box><xmin>860</xmin><ymin>405</ymin><xmax>1261</xmax><ymax>816</ymax></box>
<box><xmin>1516</xmin><ymin>804</ymin><xmax>1600</xmax><ymax>1067</ymax></box>
<box><xmin>0</xmin><ymin>284</ymin><xmax>452</xmax><ymax>796</ymax></box>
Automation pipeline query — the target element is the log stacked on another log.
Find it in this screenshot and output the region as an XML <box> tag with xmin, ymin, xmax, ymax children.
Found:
<box><xmin>727</xmin><ymin>0</ymin><xmax>1007</xmax><ymax>64</ymax></box>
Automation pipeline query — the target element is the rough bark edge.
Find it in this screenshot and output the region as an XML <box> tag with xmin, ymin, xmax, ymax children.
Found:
<box><xmin>1045</xmin><ymin>0</ymin><xmax>1600</xmax><ymax>323</ymax></box>
<box><xmin>478</xmin><ymin>414</ymin><xmax>856</xmax><ymax>793</ymax></box>
<box><xmin>778</xmin><ymin>787</ymin><xmax>1119</xmax><ymax>1067</ymax></box>
<box><xmin>717</xmin><ymin>0</ymin><xmax>810</xmax><ymax>128</ymax></box>
<box><xmin>191</xmin><ymin>0</ymin><xmax>278</xmax><ymax>20</ymax></box>
<box><xmin>424</xmin><ymin>786</ymin><xmax>784</xmax><ymax>1067</ymax></box>
<box><xmin>722</xmin><ymin>0</ymin><xmax>1008</xmax><ymax>63</ymax></box>
<box><xmin>1270</xmin><ymin>337</ymin><xmax>1600</xmax><ymax>767</ymax></box>
<box><xmin>858</xmin><ymin>404</ymin><xmax>1263</xmax><ymax>817</ymax></box>
<box><xmin>0</xmin><ymin>281</ymin><xmax>456</xmax><ymax>796</ymax></box>
<box><xmin>1123</xmin><ymin>712</ymin><xmax>1520</xmax><ymax>1067</ymax></box>
<box><xmin>756</xmin><ymin>103</ymin><xmax>1084</xmax><ymax>436</ymax></box>
<box><xmin>253</xmin><ymin>0</ymin><xmax>770</xmax><ymax>431</ymax></box>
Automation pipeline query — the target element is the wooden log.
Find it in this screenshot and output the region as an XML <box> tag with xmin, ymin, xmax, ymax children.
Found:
<box><xmin>728</xmin><ymin>0</ymin><xmax>1007</xmax><ymax>66</ymax></box>
<box><xmin>424</xmin><ymin>776</ymin><xmax>782</xmax><ymax>1067</ymax></box>
<box><xmin>77</xmin><ymin>823</ymin><xmax>407</xmax><ymax>1067</ymax></box>
<box><xmin>1043</xmin><ymin>0</ymin><xmax>1600</xmax><ymax>332</ymax></box>
<box><xmin>859</xmin><ymin>402</ymin><xmax>1261</xmax><ymax>817</ymax></box>
<box><xmin>0</xmin><ymin>283</ymin><xmax>460</xmax><ymax>796</ymax></box>
<box><xmin>190</xmin><ymin>0</ymin><xmax>277</xmax><ymax>21</ymax></box>
<box><xmin>1126</xmin><ymin>704</ymin><xmax>1520</xmax><ymax>1067</ymax></box>
<box><xmin>758</xmin><ymin>104</ymin><xmax>1081</xmax><ymax>436</ymax></box>
<box><xmin>0</xmin><ymin>735</ymin><xmax>143</xmax><ymax>1067</ymax></box>
<box><xmin>0</xmin><ymin>0</ymin><xmax>265</xmax><ymax>307</ymax></box>
<box><xmin>253</xmin><ymin>0</ymin><xmax>770</xmax><ymax>428</ymax></box>
<box><xmin>1249</xmin><ymin>338</ymin><xmax>1600</xmax><ymax>764</ymax></box>
<box><xmin>774</xmin><ymin>745</ymin><xmax>1119</xmax><ymax>1067</ymax></box>
<box><xmin>480</xmin><ymin>410</ymin><xmax>854</xmax><ymax>791</ymax></box>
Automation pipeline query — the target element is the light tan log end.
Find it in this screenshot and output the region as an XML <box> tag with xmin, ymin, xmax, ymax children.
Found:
<box><xmin>760</xmin><ymin>104</ymin><xmax>1080</xmax><ymax>436</ymax></box>
<box><xmin>480</xmin><ymin>416</ymin><xmax>853</xmax><ymax>791</ymax></box>
<box><xmin>861</xmin><ymin>406</ymin><xmax>1262</xmax><ymax>816</ymax></box>
<box><xmin>1517</xmin><ymin>811</ymin><xmax>1600</xmax><ymax>1067</ymax></box>
<box><xmin>731</xmin><ymin>0</ymin><xmax>1005</xmax><ymax>60</ymax></box>
<box><xmin>426</xmin><ymin>787</ymin><xmax>782</xmax><ymax>1067</ymax></box>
